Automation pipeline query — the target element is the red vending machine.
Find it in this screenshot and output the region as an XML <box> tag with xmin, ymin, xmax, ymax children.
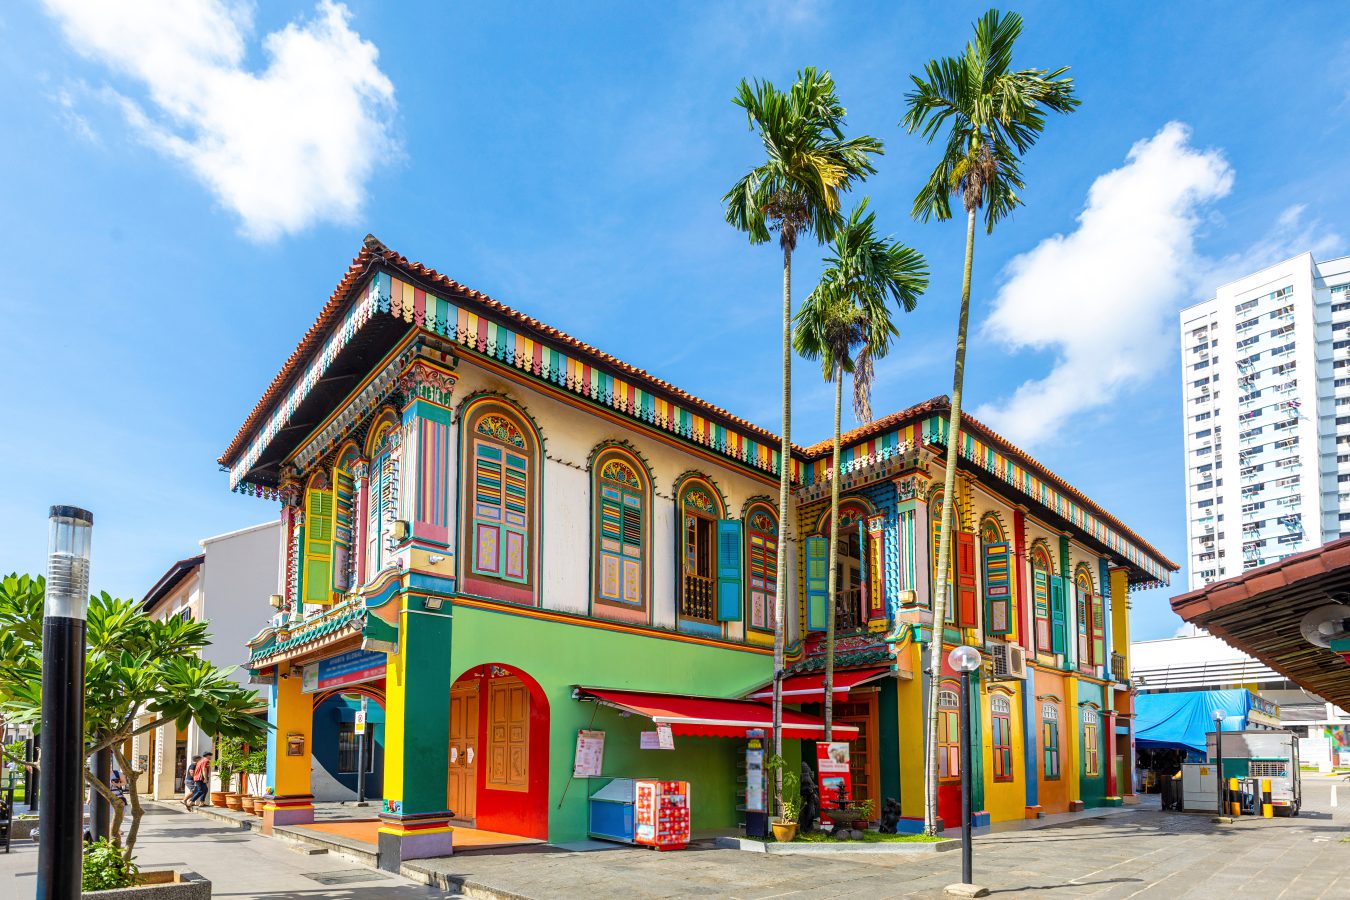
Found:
<box><xmin>634</xmin><ymin>779</ymin><xmax>690</xmax><ymax>849</ymax></box>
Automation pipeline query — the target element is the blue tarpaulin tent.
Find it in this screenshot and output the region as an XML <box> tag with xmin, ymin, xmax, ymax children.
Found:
<box><xmin>1135</xmin><ymin>689</ymin><xmax>1252</xmax><ymax>755</ymax></box>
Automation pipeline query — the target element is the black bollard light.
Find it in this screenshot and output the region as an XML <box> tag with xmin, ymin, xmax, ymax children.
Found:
<box><xmin>1213</xmin><ymin>709</ymin><xmax>1227</xmax><ymax>816</ymax></box>
<box><xmin>37</xmin><ymin>505</ymin><xmax>93</xmax><ymax>900</ymax></box>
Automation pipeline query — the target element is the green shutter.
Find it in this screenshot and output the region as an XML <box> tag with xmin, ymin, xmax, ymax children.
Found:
<box><xmin>805</xmin><ymin>535</ymin><xmax>828</xmax><ymax>631</ymax></box>
<box><xmin>716</xmin><ymin>519</ymin><xmax>742</xmax><ymax>621</ymax></box>
<box><xmin>304</xmin><ymin>488</ymin><xmax>334</xmax><ymax>603</ymax></box>
<box><xmin>982</xmin><ymin>541</ymin><xmax>1012</xmax><ymax>636</ymax></box>
<box><xmin>1049</xmin><ymin>575</ymin><xmax>1067</xmax><ymax>654</ymax></box>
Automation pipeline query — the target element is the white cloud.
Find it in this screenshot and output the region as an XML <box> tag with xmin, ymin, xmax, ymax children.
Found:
<box><xmin>42</xmin><ymin>0</ymin><xmax>397</xmax><ymax>240</ymax></box>
<box><xmin>974</xmin><ymin>122</ymin><xmax>1241</xmax><ymax>447</ymax></box>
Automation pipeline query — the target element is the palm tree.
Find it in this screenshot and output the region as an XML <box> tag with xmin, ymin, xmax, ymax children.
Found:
<box><xmin>794</xmin><ymin>201</ymin><xmax>928</xmax><ymax>741</ymax></box>
<box><xmin>902</xmin><ymin>8</ymin><xmax>1080</xmax><ymax>835</ymax></box>
<box><xmin>725</xmin><ymin>68</ymin><xmax>882</xmax><ymax>814</ymax></box>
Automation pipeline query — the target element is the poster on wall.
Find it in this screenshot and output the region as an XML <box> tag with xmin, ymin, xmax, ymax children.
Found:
<box><xmin>745</xmin><ymin>730</ymin><xmax>766</xmax><ymax>814</ymax></box>
<box><xmin>299</xmin><ymin>648</ymin><xmax>386</xmax><ymax>694</ymax></box>
<box><xmin>574</xmin><ymin>729</ymin><xmax>606</xmax><ymax>777</ymax></box>
<box><xmin>816</xmin><ymin>741</ymin><xmax>853</xmax><ymax>809</ymax></box>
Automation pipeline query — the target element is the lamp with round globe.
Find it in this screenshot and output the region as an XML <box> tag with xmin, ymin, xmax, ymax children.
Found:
<box><xmin>1212</xmin><ymin>708</ymin><xmax>1227</xmax><ymax>816</ymax></box>
<box><xmin>946</xmin><ymin>645</ymin><xmax>985</xmax><ymax>895</ymax></box>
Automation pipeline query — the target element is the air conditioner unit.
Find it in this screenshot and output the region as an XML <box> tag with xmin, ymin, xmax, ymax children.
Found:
<box><xmin>991</xmin><ymin>642</ymin><xmax>1027</xmax><ymax>680</ymax></box>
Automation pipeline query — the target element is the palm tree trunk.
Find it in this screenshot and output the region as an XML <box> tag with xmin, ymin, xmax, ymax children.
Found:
<box><xmin>772</xmin><ymin>241</ymin><xmax>793</xmax><ymax>816</ymax></box>
<box><xmin>923</xmin><ymin>206</ymin><xmax>977</xmax><ymax>835</ymax></box>
<box><xmin>824</xmin><ymin>367</ymin><xmax>843</xmax><ymax>741</ymax></box>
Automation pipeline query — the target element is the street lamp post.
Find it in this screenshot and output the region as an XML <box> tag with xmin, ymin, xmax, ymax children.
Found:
<box><xmin>38</xmin><ymin>506</ymin><xmax>93</xmax><ymax>900</ymax></box>
<box><xmin>1213</xmin><ymin>709</ymin><xmax>1227</xmax><ymax>816</ymax></box>
<box><xmin>947</xmin><ymin>645</ymin><xmax>986</xmax><ymax>896</ymax></box>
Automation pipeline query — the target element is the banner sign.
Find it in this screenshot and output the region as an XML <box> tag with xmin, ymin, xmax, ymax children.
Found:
<box><xmin>300</xmin><ymin>648</ymin><xmax>386</xmax><ymax>694</ymax></box>
<box><xmin>745</xmin><ymin>729</ymin><xmax>766</xmax><ymax>813</ymax></box>
<box><xmin>817</xmin><ymin>741</ymin><xmax>853</xmax><ymax>810</ymax></box>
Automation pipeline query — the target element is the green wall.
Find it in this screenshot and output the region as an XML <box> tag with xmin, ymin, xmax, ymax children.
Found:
<box><xmin>450</xmin><ymin>604</ymin><xmax>774</xmax><ymax>843</ymax></box>
<box><xmin>1078</xmin><ymin>680</ymin><xmax>1106</xmax><ymax>808</ymax></box>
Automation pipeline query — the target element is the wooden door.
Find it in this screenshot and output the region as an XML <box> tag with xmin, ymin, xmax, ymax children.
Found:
<box><xmin>487</xmin><ymin>677</ymin><xmax>530</xmax><ymax>791</ymax></box>
<box><xmin>834</xmin><ymin>692</ymin><xmax>880</xmax><ymax>821</ymax></box>
<box><xmin>448</xmin><ymin>684</ymin><xmax>479</xmax><ymax>821</ymax></box>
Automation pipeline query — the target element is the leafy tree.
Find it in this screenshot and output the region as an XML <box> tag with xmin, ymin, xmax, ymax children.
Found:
<box><xmin>901</xmin><ymin>8</ymin><xmax>1079</xmax><ymax>835</ymax></box>
<box><xmin>0</xmin><ymin>573</ymin><xmax>267</xmax><ymax>860</ymax></box>
<box><xmin>725</xmin><ymin>67</ymin><xmax>881</xmax><ymax>813</ymax></box>
<box><xmin>794</xmin><ymin>201</ymin><xmax>927</xmax><ymax>739</ymax></box>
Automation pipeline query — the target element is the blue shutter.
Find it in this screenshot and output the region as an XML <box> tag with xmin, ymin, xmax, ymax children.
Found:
<box><xmin>716</xmin><ymin>519</ymin><xmax>743</xmax><ymax>621</ymax></box>
<box><xmin>805</xmin><ymin>535</ymin><xmax>828</xmax><ymax>631</ymax></box>
<box><xmin>1049</xmin><ymin>575</ymin><xmax>1068</xmax><ymax>654</ymax></box>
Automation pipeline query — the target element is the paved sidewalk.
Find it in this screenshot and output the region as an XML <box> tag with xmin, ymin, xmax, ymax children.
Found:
<box><xmin>0</xmin><ymin>802</ymin><xmax>457</xmax><ymax>899</ymax></box>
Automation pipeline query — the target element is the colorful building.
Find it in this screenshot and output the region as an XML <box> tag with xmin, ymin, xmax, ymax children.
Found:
<box><xmin>224</xmin><ymin>237</ymin><xmax>1176</xmax><ymax>864</ymax></box>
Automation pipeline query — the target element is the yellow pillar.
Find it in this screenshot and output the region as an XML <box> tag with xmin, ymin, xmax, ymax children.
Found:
<box><xmin>1109</xmin><ymin>567</ymin><xmax>1130</xmax><ymax>678</ymax></box>
<box><xmin>897</xmin><ymin>641</ymin><xmax>926</xmax><ymax>824</ymax></box>
<box><xmin>262</xmin><ymin>661</ymin><xmax>314</xmax><ymax>833</ymax></box>
<box><xmin>1066</xmin><ymin>676</ymin><xmax>1083</xmax><ymax>811</ymax></box>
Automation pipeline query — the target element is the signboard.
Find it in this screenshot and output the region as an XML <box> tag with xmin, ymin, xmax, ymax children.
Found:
<box><xmin>300</xmin><ymin>648</ymin><xmax>386</xmax><ymax>694</ymax></box>
<box><xmin>816</xmin><ymin>741</ymin><xmax>853</xmax><ymax>809</ymax></box>
<box><xmin>573</xmin><ymin>729</ymin><xmax>605</xmax><ymax>777</ymax></box>
<box><xmin>745</xmin><ymin>730</ymin><xmax>766</xmax><ymax>814</ymax></box>
<box><xmin>355</xmin><ymin>709</ymin><xmax>367</xmax><ymax>736</ymax></box>
<box><xmin>639</xmin><ymin>726</ymin><xmax>674</xmax><ymax>750</ymax></box>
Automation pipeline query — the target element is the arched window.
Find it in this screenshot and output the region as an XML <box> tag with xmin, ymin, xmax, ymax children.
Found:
<box><xmin>819</xmin><ymin>501</ymin><xmax>870</xmax><ymax>632</ymax></box>
<box><xmin>1041</xmin><ymin>701</ymin><xmax>1061</xmax><ymax>780</ymax></box>
<box><xmin>938</xmin><ymin>687</ymin><xmax>961</xmax><ymax>781</ymax></box>
<box><xmin>744</xmin><ymin>503</ymin><xmax>778</xmax><ymax>633</ymax></box>
<box><xmin>930</xmin><ymin>489</ymin><xmax>975</xmax><ymax>626</ymax></box>
<box><xmin>1076</xmin><ymin>564</ymin><xmax>1104</xmax><ymax>667</ymax></box>
<box><xmin>1030</xmin><ymin>543</ymin><xmax>1054</xmax><ymax>654</ymax></box>
<box><xmin>364</xmin><ymin>412</ymin><xmax>401</xmax><ymax>579</ymax></box>
<box><xmin>676</xmin><ymin>476</ymin><xmax>726</xmax><ymax>623</ymax></box>
<box><xmin>990</xmin><ymin>694</ymin><xmax>1014</xmax><ymax>783</ymax></box>
<box><xmin>980</xmin><ymin>516</ymin><xmax>1012</xmax><ymax>638</ymax></box>
<box><xmin>333</xmin><ymin>444</ymin><xmax>360</xmax><ymax>593</ymax></box>
<box><xmin>462</xmin><ymin>400</ymin><xmax>539</xmax><ymax>606</ymax></box>
<box><xmin>1081</xmin><ymin>707</ymin><xmax>1100</xmax><ymax>777</ymax></box>
<box><xmin>592</xmin><ymin>449</ymin><xmax>650</xmax><ymax>623</ymax></box>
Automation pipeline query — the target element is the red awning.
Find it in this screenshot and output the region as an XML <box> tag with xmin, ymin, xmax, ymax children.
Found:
<box><xmin>746</xmin><ymin>667</ymin><xmax>891</xmax><ymax>702</ymax></box>
<box><xmin>574</xmin><ymin>687</ymin><xmax>859</xmax><ymax>739</ymax></box>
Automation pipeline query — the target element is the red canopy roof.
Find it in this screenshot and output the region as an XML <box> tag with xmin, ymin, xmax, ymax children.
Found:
<box><xmin>575</xmin><ymin>687</ymin><xmax>859</xmax><ymax>739</ymax></box>
<box><xmin>746</xmin><ymin>667</ymin><xmax>891</xmax><ymax>702</ymax></box>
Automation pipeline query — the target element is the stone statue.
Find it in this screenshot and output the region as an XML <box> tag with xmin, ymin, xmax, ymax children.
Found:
<box><xmin>879</xmin><ymin>797</ymin><xmax>902</xmax><ymax>834</ymax></box>
<box><xmin>797</xmin><ymin>761</ymin><xmax>820</xmax><ymax>833</ymax></box>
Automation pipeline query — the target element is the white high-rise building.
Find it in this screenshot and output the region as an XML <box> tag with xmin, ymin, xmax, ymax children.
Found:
<box><xmin>1180</xmin><ymin>252</ymin><xmax>1350</xmax><ymax>590</ymax></box>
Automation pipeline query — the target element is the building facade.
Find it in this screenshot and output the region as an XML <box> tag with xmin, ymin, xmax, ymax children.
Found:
<box><xmin>224</xmin><ymin>238</ymin><xmax>1174</xmax><ymax>864</ymax></box>
<box><xmin>135</xmin><ymin>521</ymin><xmax>280</xmax><ymax>799</ymax></box>
<box><xmin>1180</xmin><ymin>252</ymin><xmax>1350</xmax><ymax>590</ymax></box>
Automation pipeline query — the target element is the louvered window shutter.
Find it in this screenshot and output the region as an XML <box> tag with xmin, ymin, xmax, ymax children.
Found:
<box><xmin>956</xmin><ymin>532</ymin><xmax>978</xmax><ymax>626</ymax></box>
<box><xmin>304</xmin><ymin>487</ymin><xmax>334</xmax><ymax>603</ymax></box>
<box><xmin>805</xmin><ymin>535</ymin><xmax>828</xmax><ymax>631</ymax></box>
<box><xmin>982</xmin><ymin>541</ymin><xmax>1012</xmax><ymax>636</ymax></box>
<box><xmin>1090</xmin><ymin>595</ymin><xmax>1105</xmax><ymax>666</ymax></box>
<box><xmin>716</xmin><ymin>519</ymin><xmax>742</xmax><ymax>621</ymax></box>
<box><xmin>333</xmin><ymin>468</ymin><xmax>354</xmax><ymax>592</ymax></box>
<box><xmin>1049</xmin><ymin>575</ymin><xmax>1068</xmax><ymax>654</ymax></box>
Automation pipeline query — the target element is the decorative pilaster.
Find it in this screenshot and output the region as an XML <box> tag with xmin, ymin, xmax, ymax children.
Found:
<box><xmin>351</xmin><ymin>459</ymin><xmax>370</xmax><ymax>587</ymax></box>
<box><xmin>262</xmin><ymin>662</ymin><xmax>314</xmax><ymax>833</ymax></box>
<box><xmin>1102</xmin><ymin>709</ymin><xmax>1122</xmax><ymax>806</ymax></box>
<box><xmin>398</xmin><ymin>358</ymin><xmax>458</xmax><ymax>555</ymax></box>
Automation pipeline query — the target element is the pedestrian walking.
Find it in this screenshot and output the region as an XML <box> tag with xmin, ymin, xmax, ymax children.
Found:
<box><xmin>188</xmin><ymin>752</ymin><xmax>212</xmax><ymax>809</ymax></box>
<box><xmin>182</xmin><ymin>755</ymin><xmax>201</xmax><ymax>811</ymax></box>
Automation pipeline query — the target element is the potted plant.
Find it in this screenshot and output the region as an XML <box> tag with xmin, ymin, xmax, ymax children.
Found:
<box><xmin>766</xmin><ymin>755</ymin><xmax>801</xmax><ymax>843</ymax></box>
<box><xmin>214</xmin><ymin>737</ymin><xmax>247</xmax><ymax>811</ymax></box>
<box><xmin>243</xmin><ymin>746</ymin><xmax>267</xmax><ymax>816</ymax></box>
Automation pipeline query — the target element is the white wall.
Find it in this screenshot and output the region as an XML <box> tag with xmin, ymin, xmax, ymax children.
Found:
<box><xmin>200</xmin><ymin>521</ymin><xmax>282</xmax><ymax>680</ymax></box>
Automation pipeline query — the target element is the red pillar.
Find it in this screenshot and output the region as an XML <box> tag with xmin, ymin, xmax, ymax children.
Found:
<box><xmin>1104</xmin><ymin>709</ymin><xmax>1119</xmax><ymax>801</ymax></box>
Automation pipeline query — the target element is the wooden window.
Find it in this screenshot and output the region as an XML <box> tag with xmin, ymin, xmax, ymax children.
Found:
<box><xmin>594</xmin><ymin>455</ymin><xmax>647</xmax><ymax>612</ymax></box>
<box><xmin>991</xmin><ymin>695</ymin><xmax>1014</xmax><ymax>782</ymax></box>
<box><xmin>834</xmin><ymin>695</ymin><xmax>879</xmax><ymax>821</ymax></box>
<box><xmin>1031</xmin><ymin>545</ymin><xmax>1052</xmax><ymax>653</ymax></box>
<box><xmin>1041</xmin><ymin>702</ymin><xmax>1060</xmax><ymax>780</ymax></box>
<box><xmin>487</xmin><ymin>678</ymin><xmax>529</xmax><ymax>792</ymax></box>
<box><xmin>938</xmin><ymin>689</ymin><xmax>960</xmax><ymax>781</ymax></box>
<box><xmin>468</xmin><ymin>412</ymin><xmax>532</xmax><ymax>587</ymax></box>
<box><xmin>678</xmin><ymin>481</ymin><xmax>724</xmax><ymax>622</ymax></box>
<box><xmin>303</xmin><ymin>472</ymin><xmax>334</xmax><ymax>603</ymax></box>
<box><xmin>1076</xmin><ymin>567</ymin><xmax>1105</xmax><ymax>667</ymax></box>
<box><xmin>980</xmin><ymin>518</ymin><xmax>1012</xmax><ymax>637</ymax></box>
<box><xmin>746</xmin><ymin>510</ymin><xmax>777</xmax><ymax>631</ymax></box>
<box><xmin>1082</xmin><ymin>707</ymin><xmax>1099</xmax><ymax>777</ymax></box>
<box><xmin>930</xmin><ymin>490</ymin><xmax>975</xmax><ymax>624</ymax></box>
<box><xmin>365</xmin><ymin>420</ymin><xmax>399</xmax><ymax>578</ymax></box>
<box><xmin>333</xmin><ymin>455</ymin><xmax>357</xmax><ymax>592</ymax></box>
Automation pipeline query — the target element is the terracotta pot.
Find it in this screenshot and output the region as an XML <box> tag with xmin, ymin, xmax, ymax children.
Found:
<box><xmin>224</xmin><ymin>792</ymin><xmax>243</xmax><ymax>811</ymax></box>
<box><xmin>240</xmin><ymin>795</ymin><xmax>256</xmax><ymax>814</ymax></box>
<box><xmin>770</xmin><ymin>821</ymin><xmax>798</xmax><ymax>843</ymax></box>
<box><xmin>252</xmin><ymin>796</ymin><xmax>266</xmax><ymax>816</ymax></box>
<box><xmin>209</xmin><ymin>791</ymin><xmax>226</xmax><ymax>807</ymax></box>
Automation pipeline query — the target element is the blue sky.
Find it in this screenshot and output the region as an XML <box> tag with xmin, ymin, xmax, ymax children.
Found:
<box><xmin>2</xmin><ymin>1</ymin><xmax>1347</xmax><ymax>639</ymax></box>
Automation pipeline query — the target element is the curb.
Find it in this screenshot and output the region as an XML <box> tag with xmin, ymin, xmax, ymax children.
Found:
<box><xmin>713</xmin><ymin>835</ymin><xmax>959</xmax><ymax>854</ymax></box>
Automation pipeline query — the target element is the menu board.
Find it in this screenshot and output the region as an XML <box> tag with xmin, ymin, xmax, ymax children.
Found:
<box><xmin>574</xmin><ymin>729</ymin><xmax>606</xmax><ymax>777</ymax></box>
<box><xmin>745</xmin><ymin>730</ymin><xmax>766</xmax><ymax>813</ymax></box>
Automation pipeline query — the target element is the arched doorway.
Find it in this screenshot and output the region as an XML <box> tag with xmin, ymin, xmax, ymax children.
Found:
<box><xmin>311</xmin><ymin>686</ymin><xmax>385</xmax><ymax>801</ymax></box>
<box><xmin>448</xmin><ymin>663</ymin><xmax>550</xmax><ymax>840</ymax></box>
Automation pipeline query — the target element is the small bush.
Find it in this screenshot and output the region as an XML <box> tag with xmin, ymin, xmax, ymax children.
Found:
<box><xmin>82</xmin><ymin>838</ymin><xmax>139</xmax><ymax>892</ymax></box>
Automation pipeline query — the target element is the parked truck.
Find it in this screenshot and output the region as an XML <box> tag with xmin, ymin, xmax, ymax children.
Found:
<box><xmin>1204</xmin><ymin>729</ymin><xmax>1302</xmax><ymax>816</ymax></box>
